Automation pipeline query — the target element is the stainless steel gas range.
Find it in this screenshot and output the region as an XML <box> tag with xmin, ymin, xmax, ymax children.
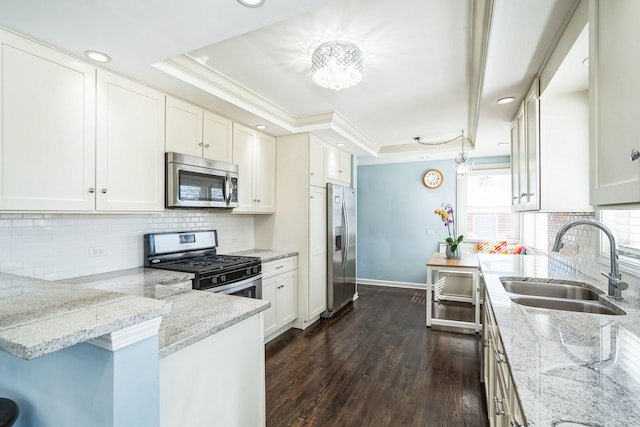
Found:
<box><xmin>143</xmin><ymin>230</ymin><xmax>262</xmax><ymax>298</ymax></box>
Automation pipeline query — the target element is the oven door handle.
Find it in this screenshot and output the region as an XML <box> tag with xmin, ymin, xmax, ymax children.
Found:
<box><xmin>202</xmin><ymin>274</ymin><xmax>262</xmax><ymax>293</ymax></box>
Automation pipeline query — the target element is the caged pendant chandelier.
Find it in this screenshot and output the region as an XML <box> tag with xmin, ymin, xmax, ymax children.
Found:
<box><xmin>311</xmin><ymin>41</ymin><xmax>363</xmax><ymax>91</ymax></box>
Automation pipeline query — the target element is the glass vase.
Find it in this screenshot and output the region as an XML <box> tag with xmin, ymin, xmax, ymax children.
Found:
<box><xmin>445</xmin><ymin>245</ymin><xmax>461</xmax><ymax>259</ymax></box>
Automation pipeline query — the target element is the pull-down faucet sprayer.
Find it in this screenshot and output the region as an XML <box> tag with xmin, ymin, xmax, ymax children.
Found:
<box><xmin>552</xmin><ymin>219</ymin><xmax>628</xmax><ymax>301</ymax></box>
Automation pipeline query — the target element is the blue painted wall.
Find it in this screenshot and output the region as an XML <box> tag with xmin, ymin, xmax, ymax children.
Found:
<box><xmin>356</xmin><ymin>156</ymin><xmax>509</xmax><ymax>284</ymax></box>
<box><xmin>0</xmin><ymin>336</ymin><xmax>159</xmax><ymax>427</ymax></box>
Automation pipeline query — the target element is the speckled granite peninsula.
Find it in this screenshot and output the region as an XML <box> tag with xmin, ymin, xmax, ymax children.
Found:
<box><xmin>479</xmin><ymin>254</ymin><xmax>640</xmax><ymax>427</ymax></box>
<box><xmin>63</xmin><ymin>267</ymin><xmax>271</xmax><ymax>358</ymax></box>
<box><xmin>0</xmin><ymin>272</ymin><xmax>170</xmax><ymax>360</ymax></box>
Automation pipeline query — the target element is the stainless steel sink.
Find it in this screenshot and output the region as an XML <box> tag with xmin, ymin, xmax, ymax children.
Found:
<box><xmin>507</xmin><ymin>295</ymin><xmax>625</xmax><ymax>315</ymax></box>
<box><xmin>499</xmin><ymin>277</ymin><xmax>626</xmax><ymax>315</ymax></box>
<box><xmin>501</xmin><ymin>279</ymin><xmax>601</xmax><ymax>300</ymax></box>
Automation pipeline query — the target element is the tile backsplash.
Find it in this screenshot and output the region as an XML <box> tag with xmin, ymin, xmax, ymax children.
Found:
<box><xmin>521</xmin><ymin>211</ymin><xmax>640</xmax><ymax>299</ymax></box>
<box><xmin>0</xmin><ymin>211</ymin><xmax>254</xmax><ymax>280</ymax></box>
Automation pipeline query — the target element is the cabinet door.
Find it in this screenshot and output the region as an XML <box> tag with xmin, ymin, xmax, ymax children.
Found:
<box><xmin>339</xmin><ymin>149</ymin><xmax>352</xmax><ymax>185</ymax></box>
<box><xmin>96</xmin><ymin>70</ymin><xmax>165</xmax><ymax>211</ymax></box>
<box><xmin>325</xmin><ymin>144</ymin><xmax>341</xmax><ymax>181</ymax></box>
<box><xmin>308</xmin><ymin>186</ymin><xmax>327</xmax><ymax>318</ymax></box>
<box><xmin>255</xmin><ymin>133</ymin><xmax>276</xmax><ymax>213</ymax></box>
<box><xmin>276</xmin><ymin>270</ymin><xmax>297</xmax><ymax>325</ymax></box>
<box><xmin>165</xmin><ymin>96</ymin><xmax>203</xmax><ymax>157</ymax></box>
<box><xmin>203</xmin><ymin>111</ymin><xmax>232</xmax><ymax>163</ymax></box>
<box><xmin>590</xmin><ymin>0</ymin><xmax>640</xmax><ymax>204</ymax></box>
<box><xmin>510</xmin><ymin>107</ymin><xmax>522</xmax><ymax>210</ymax></box>
<box><xmin>0</xmin><ymin>30</ymin><xmax>96</xmax><ymax>211</ymax></box>
<box><xmin>262</xmin><ymin>277</ymin><xmax>278</xmax><ymax>336</ymax></box>
<box><xmin>523</xmin><ymin>80</ymin><xmax>540</xmax><ymax>210</ymax></box>
<box><xmin>309</xmin><ymin>136</ymin><xmax>325</xmax><ymax>187</ymax></box>
<box><xmin>232</xmin><ymin>124</ymin><xmax>256</xmax><ymax>212</ymax></box>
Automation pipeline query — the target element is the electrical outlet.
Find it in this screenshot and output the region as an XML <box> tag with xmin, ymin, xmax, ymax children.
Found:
<box><xmin>427</xmin><ymin>229</ymin><xmax>435</xmax><ymax>235</ymax></box>
<box><xmin>89</xmin><ymin>247</ymin><xmax>106</xmax><ymax>257</ymax></box>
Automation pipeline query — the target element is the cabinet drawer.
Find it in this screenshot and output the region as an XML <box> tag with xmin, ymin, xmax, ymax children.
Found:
<box><xmin>262</xmin><ymin>256</ymin><xmax>297</xmax><ymax>278</ymax></box>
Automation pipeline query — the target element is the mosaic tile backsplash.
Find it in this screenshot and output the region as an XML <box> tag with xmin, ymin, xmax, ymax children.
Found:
<box><xmin>521</xmin><ymin>211</ymin><xmax>640</xmax><ymax>298</ymax></box>
<box><xmin>0</xmin><ymin>211</ymin><xmax>254</xmax><ymax>280</ymax></box>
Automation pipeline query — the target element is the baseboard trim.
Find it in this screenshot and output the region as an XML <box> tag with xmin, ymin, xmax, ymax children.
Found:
<box><xmin>357</xmin><ymin>278</ymin><xmax>426</xmax><ymax>290</ymax></box>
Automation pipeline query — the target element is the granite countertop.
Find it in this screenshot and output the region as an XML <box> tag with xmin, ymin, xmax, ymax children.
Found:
<box><xmin>227</xmin><ymin>249</ymin><xmax>297</xmax><ymax>263</ymax></box>
<box><xmin>479</xmin><ymin>254</ymin><xmax>640</xmax><ymax>426</ymax></box>
<box><xmin>0</xmin><ymin>272</ymin><xmax>170</xmax><ymax>360</ymax></box>
<box><xmin>64</xmin><ymin>268</ymin><xmax>270</xmax><ymax>358</ymax></box>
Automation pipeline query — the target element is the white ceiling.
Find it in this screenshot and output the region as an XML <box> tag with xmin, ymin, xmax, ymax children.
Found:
<box><xmin>0</xmin><ymin>0</ymin><xmax>580</xmax><ymax>165</ymax></box>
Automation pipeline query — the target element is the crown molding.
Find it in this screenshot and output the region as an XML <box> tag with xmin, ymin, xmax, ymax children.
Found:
<box><xmin>153</xmin><ymin>55</ymin><xmax>380</xmax><ymax>157</ymax></box>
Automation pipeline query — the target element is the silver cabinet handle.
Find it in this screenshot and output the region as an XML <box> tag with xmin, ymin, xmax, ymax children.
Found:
<box><xmin>101</xmin><ymin>188</ymin><xmax>107</xmax><ymax>194</ymax></box>
<box><xmin>493</xmin><ymin>396</ymin><xmax>506</xmax><ymax>416</ymax></box>
<box><xmin>88</xmin><ymin>187</ymin><xmax>95</xmax><ymax>193</ymax></box>
<box><xmin>520</xmin><ymin>192</ymin><xmax>527</xmax><ymax>197</ymax></box>
<box><xmin>495</xmin><ymin>349</ymin><xmax>506</xmax><ymax>364</ymax></box>
<box><xmin>631</xmin><ymin>149</ymin><xmax>640</xmax><ymax>161</ymax></box>
<box><xmin>510</xmin><ymin>421</ymin><xmax>524</xmax><ymax>427</ymax></box>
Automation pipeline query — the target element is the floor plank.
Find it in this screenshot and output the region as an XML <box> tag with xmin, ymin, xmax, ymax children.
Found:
<box><xmin>265</xmin><ymin>285</ymin><xmax>489</xmax><ymax>427</ymax></box>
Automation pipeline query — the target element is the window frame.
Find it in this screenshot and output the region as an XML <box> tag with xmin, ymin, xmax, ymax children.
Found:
<box><xmin>456</xmin><ymin>162</ymin><xmax>519</xmax><ymax>244</ymax></box>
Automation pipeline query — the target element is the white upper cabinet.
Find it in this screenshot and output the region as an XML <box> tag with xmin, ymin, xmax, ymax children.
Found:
<box><xmin>326</xmin><ymin>144</ymin><xmax>351</xmax><ymax>186</ymax></box>
<box><xmin>96</xmin><ymin>70</ymin><xmax>165</xmax><ymax>211</ymax></box>
<box><xmin>589</xmin><ymin>0</ymin><xmax>640</xmax><ymax>205</ymax></box>
<box><xmin>0</xmin><ymin>29</ymin><xmax>96</xmax><ymax>211</ymax></box>
<box><xmin>232</xmin><ymin>123</ymin><xmax>276</xmax><ymax>213</ymax></box>
<box><xmin>510</xmin><ymin>80</ymin><xmax>539</xmax><ymax>211</ymax></box>
<box><xmin>165</xmin><ymin>96</ymin><xmax>233</xmax><ymax>163</ymax></box>
<box><xmin>309</xmin><ymin>136</ymin><xmax>326</xmax><ymax>187</ymax></box>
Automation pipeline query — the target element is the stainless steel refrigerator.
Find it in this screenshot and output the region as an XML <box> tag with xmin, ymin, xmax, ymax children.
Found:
<box><xmin>322</xmin><ymin>183</ymin><xmax>356</xmax><ymax>318</ymax></box>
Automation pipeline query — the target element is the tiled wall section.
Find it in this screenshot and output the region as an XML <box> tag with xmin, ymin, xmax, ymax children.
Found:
<box><xmin>522</xmin><ymin>211</ymin><xmax>640</xmax><ymax>299</ymax></box>
<box><xmin>0</xmin><ymin>211</ymin><xmax>254</xmax><ymax>280</ymax></box>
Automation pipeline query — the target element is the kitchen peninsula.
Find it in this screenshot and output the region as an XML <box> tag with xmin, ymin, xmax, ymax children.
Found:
<box><xmin>0</xmin><ymin>268</ymin><xmax>269</xmax><ymax>427</ymax></box>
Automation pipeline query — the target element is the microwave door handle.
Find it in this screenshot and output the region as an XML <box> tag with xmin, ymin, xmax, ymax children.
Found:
<box><xmin>224</xmin><ymin>173</ymin><xmax>231</xmax><ymax>206</ymax></box>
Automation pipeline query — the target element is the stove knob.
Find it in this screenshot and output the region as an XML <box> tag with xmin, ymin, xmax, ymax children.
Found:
<box><xmin>210</xmin><ymin>277</ymin><xmax>217</xmax><ymax>284</ymax></box>
<box><xmin>221</xmin><ymin>275</ymin><xmax>226</xmax><ymax>282</ymax></box>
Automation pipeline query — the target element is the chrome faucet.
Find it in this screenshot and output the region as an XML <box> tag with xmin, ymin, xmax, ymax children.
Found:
<box><xmin>552</xmin><ymin>219</ymin><xmax>628</xmax><ymax>301</ymax></box>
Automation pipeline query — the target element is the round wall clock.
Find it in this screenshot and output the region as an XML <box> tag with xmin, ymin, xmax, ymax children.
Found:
<box><xmin>422</xmin><ymin>169</ymin><xmax>444</xmax><ymax>189</ymax></box>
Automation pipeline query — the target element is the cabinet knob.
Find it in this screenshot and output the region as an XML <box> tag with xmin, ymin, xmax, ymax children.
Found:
<box><xmin>310</xmin><ymin>172</ymin><xmax>315</xmax><ymax>176</ymax></box>
<box><xmin>88</xmin><ymin>187</ymin><xmax>95</xmax><ymax>193</ymax></box>
<box><xmin>198</xmin><ymin>142</ymin><xmax>204</xmax><ymax>147</ymax></box>
<box><xmin>101</xmin><ymin>188</ymin><xmax>107</xmax><ymax>194</ymax></box>
<box><xmin>205</xmin><ymin>144</ymin><xmax>210</xmax><ymax>148</ymax></box>
<box><xmin>631</xmin><ymin>149</ymin><xmax>640</xmax><ymax>161</ymax></box>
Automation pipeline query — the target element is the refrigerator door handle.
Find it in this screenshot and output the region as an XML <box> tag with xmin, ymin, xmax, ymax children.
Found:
<box><xmin>342</xmin><ymin>201</ymin><xmax>348</xmax><ymax>269</ymax></box>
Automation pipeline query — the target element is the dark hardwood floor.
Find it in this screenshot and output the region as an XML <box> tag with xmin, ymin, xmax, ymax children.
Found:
<box><xmin>265</xmin><ymin>285</ymin><xmax>489</xmax><ymax>427</ymax></box>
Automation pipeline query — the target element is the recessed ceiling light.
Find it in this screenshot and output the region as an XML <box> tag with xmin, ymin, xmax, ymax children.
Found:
<box><xmin>84</xmin><ymin>50</ymin><xmax>111</xmax><ymax>63</ymax></box>
<box><xmin>496</xmin><ymin>97</ymin><xmax>515</xmax><ymax>105</ymax></box>
<box><xmin>237</xmin><ymin>0</ymin><xmax>265</xmax><ymax>7</ymax></box>
<box><xmin>336</xmin><ymin>143</ymin><xmax>345</xmax><ymax>147</ymax></box>
<box><xmin>255</xmin><ymin>124</ymin><xmax>267</xmax><ymax>130</ymax></box>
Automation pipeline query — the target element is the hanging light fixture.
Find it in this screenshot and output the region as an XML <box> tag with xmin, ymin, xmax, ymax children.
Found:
<box><xmin>453</xmin><ymin>130</ymin><xmax>472</xmax><ymax>176</ymax></box>
<box><xmin>413</xmin><ymin>130</ymin><xmax>472</xmax><ymax>176</ymax></box>
<box><xmin>311</xmin><ymin>41</ymin><xmax>363</xmax><ymax>91</ymax></box>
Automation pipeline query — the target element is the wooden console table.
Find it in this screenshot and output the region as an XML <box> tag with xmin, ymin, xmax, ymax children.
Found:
<box><xmin>425</xmin><ymin>252</ymin><xmax>480</xmax><ymax>332</ymax></box>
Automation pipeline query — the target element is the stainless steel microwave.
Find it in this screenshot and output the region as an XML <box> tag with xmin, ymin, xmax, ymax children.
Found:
<box><xmin>166</xmin><ymin>152</ymin><xmax>239</xmax><ymax>209</ymax></box>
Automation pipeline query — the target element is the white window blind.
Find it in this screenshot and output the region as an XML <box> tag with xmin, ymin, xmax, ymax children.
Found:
<box><xmin>600</xmin><ymin>209</ymin><xmax>640</xmax><ymax>259</ymax></box>
<box><xmin>457</xmin><ymin>164</ymin><xmax>519</xmax><ymax>242</ymax></box>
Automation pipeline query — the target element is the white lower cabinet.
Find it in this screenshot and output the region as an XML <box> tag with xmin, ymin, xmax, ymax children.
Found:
<box><xmin>484</xmin><ymin>287</ymin><xmax>526</xmax><ymax>427</ymax></box>
<box><xmin>262</xmin><ymin>256</ymin><xmax>298</xmax><ymax>341</ymax></box>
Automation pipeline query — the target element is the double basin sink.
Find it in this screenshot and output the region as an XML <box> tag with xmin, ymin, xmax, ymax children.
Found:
<box><xmin>500</xmin><ymin>277</ymin><xmax>625</xmax><ymax>315</ymax></box>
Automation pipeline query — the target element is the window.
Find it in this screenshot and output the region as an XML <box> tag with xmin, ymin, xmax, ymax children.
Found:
<box><xmin>600</xmin><ymin>209</ymin><xmax>640</xmax><ymax>261</ymax></box>
<box><xmin>457</xmin><ymin>164</ymin><xmax>519</xmax><ymax>242</ymax></box>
